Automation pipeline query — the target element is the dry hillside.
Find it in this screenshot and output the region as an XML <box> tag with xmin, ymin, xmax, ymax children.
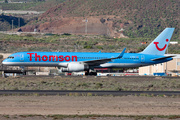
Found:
<box><xmin>19</xmin><ymin>0</ymin><xmax>180</xmax><ymax>40</ymax></box>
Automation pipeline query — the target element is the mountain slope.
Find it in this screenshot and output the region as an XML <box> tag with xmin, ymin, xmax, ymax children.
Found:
<box><xmin>1</xmin><ymin>0</ymin><xmax>66</xmax><ymax>11</ymax></box>
<box><xmin>21</xmin><ymin>0</ymin><xmax>180</xmax><ymax>40</ymax></box>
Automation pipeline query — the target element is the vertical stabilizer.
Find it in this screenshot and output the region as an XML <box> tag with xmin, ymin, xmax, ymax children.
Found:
<box><xmin>141</xmin><ymin>28</ymin><xmax>175</xmax><ymax>55</ymax></box>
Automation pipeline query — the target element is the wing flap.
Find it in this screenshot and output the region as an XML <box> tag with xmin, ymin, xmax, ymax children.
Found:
<box><xmin>151</xmin><ymin>55</ymin><xmax>175</xmax><ymax>61</ymax></box>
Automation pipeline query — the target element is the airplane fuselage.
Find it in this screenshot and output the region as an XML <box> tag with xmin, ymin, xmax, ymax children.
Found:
<box><xmin>2</xmin><ymin>51</ymin><xmax>172</xmax><ymax>68</ymax></box>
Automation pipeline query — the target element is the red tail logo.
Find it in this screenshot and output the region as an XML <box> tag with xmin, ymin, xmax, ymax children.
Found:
<box><xmin>154</xmin><ymin>39</ymin><xmax>169</xmax><ymax>51</ymax></box>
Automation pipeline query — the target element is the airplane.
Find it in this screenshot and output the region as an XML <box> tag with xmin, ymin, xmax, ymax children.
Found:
<box><xmin>2</xmin><ymin>28</ymin><xmax>175</xmax><ymax>73</ymax></box>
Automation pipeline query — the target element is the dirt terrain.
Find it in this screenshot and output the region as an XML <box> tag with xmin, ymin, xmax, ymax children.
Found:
<box><xmin>20</xmin><ymin>16</ymin><xmax>126</xmax><ymax>38</ymax></box>
<box><xmin>0</xmin><ymin>76</ymin><xmax>180</xmax><ymax>119</ymax></box>
<box><xmin>0</xmin><ymin>96</ymin><xmax>180</xmax><ymax>119</ymax></box>
<box><xmin>0</xmin><ymin>76</ymin><xmax>180</xmax><ymax>91</ymax></box>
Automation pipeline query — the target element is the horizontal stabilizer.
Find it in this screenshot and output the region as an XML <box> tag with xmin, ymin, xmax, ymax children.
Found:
<box><xmin>151</xmin><ymin>55</ymin><xmax>175</xmax><ymax>61</ymax></box>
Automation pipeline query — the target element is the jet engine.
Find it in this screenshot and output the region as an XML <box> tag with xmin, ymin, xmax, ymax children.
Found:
<box><xmin>61</xmin><ymin>62</ymin><xmax>89</xmax><ymax>72</ymax></box>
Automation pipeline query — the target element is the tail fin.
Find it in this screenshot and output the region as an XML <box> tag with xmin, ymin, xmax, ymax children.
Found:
<box><xmin>141</xmin><ymin>28</ymin><xmax>175</xmax><ymax>55</ymax></box>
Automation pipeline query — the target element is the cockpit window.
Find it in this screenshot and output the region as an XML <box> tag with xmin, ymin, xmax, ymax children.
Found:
<box><xmin>7</xmin><ymin>56</ymin><xmax>14</xmax><ymax>59</ymax></box>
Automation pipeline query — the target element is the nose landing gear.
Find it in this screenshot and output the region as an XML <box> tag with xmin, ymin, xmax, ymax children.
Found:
<box><xmin>20</xmin><ymin>66</ymin><xmax>26</xmax><ymax>75</ymax></box>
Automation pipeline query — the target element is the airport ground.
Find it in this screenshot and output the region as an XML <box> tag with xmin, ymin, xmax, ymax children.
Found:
<box><xmin>1</xmin><ymin>76</ymin><xmax>180</xmax><ymax>120</ymax></box>
<box><xmin>0</xmin><ymin>76</ymin><xmax>180</xmax><ymax>91</ymax></box>
<box><xmin>0</xmin><ymin>96</ymin><xmax>180</xmax><ymax>120</ymax></box>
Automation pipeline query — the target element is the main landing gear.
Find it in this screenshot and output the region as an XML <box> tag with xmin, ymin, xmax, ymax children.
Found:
<box><xmin>85</xmin><ymin>69</ymin><xmax>97</xmax><ymax>76</ymax></box>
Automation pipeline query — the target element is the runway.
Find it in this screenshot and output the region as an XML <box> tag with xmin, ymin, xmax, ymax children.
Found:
<box><xmin>0</xmin><ymin>90</ymin><xmax>180</xmax><ymax>96</ymax></box>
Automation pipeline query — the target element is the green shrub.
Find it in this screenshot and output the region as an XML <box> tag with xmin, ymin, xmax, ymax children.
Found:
<box><xmin>87</xmin><ymin>92</ymin><xmax>93</xmax><ymax>96</ymax></box>
<box><xmin>0</xmin><ymin>55</ymin><xmax>3</xmax><ymax>59</ymax></box>
<box><xmin>95</xmin><ymin>83</ymin><xmax>103</xmax><ymax>88</ymax></box>
<box><xmin>84</xmin><ymin>45</ymin><xmax>92</xmax><ymax>49</ymax></box>
<box><xmin>96</xmin><ymin>46</ymin><xmax>103</xmax><ymax>49</ymax></box>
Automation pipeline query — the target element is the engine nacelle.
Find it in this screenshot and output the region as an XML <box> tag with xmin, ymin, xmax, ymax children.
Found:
<box><xmin>61</xmin><ymin>62</ymin><xmax>89</xmax><ymax>72</ymax></box>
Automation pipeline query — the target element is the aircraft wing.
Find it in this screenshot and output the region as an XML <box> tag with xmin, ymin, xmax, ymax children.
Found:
<box><xmin>82</xmin><ymin>48</ymin><xmax>126</xmax><ymax>65</ymax></box>
<box><xmin>151</xmin><ymin>55</ymin><xmax>175</xmax><ymax>61</ymax></box>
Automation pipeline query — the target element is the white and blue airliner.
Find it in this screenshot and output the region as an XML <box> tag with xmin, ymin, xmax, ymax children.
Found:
<box><xmin>2</xmin><ymin>28</ymin><xmax>175</xmax><ymax>72</ymax></box>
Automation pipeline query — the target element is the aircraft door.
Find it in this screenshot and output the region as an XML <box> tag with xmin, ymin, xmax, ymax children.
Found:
<box><xmin>141</xmin><ymin>55</ymin><xmax>145</xmax><ymax>63</ymax></box>
<box><xmin>53</xmin><ymin>54</ymin><xmax>58</xmax><ymax>62</ymax></box>
<box><xmin>20</xmin><ymin>54</ymin><xmax>24</xmax><ymax>62</ymax></box>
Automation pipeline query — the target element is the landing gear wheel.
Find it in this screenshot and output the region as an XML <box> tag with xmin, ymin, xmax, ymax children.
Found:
<box><xmin>85</xmin><ymin>69</ymin><xmax>89</xmax><ymax>75</ymax></box>
<box><xmin>20</xmin><ymin>66</ymin><xmax>25</xmax><ymax>75</ymax></box>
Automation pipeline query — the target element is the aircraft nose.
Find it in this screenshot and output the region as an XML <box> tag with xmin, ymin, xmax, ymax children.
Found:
<box><xmin>2</xmin><ymin>59</ymin><xmax>7</xmax><ymax>65</ymax></box>
<box><xmin>2</xmin><ymin>60</ymin><xmax>5</xmax><ymax>65</ymax></box>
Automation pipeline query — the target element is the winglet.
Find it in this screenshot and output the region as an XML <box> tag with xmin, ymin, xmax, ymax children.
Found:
<box><xmin>117</xmin><ymin>48</ymin><xmax>126</xmax><ymax>58</ymax></box>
